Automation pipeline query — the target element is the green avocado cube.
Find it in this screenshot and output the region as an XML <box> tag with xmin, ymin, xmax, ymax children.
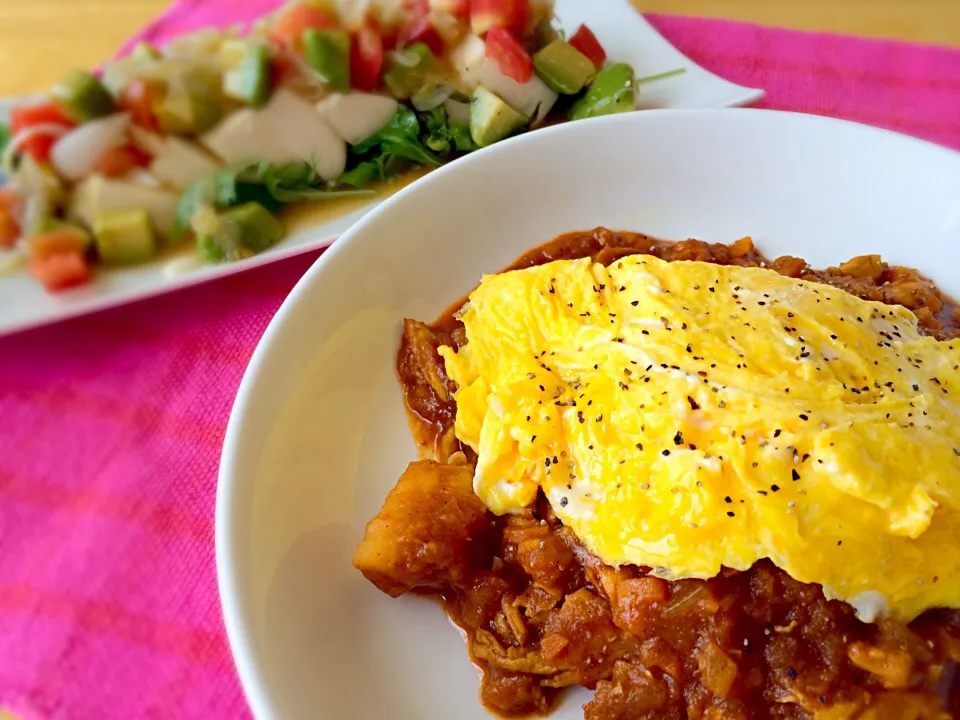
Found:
<box><xmin>51</xmin><ymin>69</ymin><xmax>116</xmax><ymax>122</ymax></box>
<box><xmin>223</xmin><ymin>42</ymin><xmax>273</xmax><ymax>108</ymax></box>
<box><xmin>303</xmin><ymin>29</ymin><xmax>351</xmax><ymax>93</ymax></box>
<box><xmin>224</xmin><ymin>202</ymin><xmax>284</xmax><ymax>254</ymax></box>
<box><xmin>569</xmin><ymin>63</ymin><xmax>636</xmax><ymax>121</ymax></box>
<box><xmin>383</xmin><ymin>43</ymin><xmax>436</xmax><ymax>99</ymax></box>
<box><xmin>534</xmin><ymin>40</ymin><xmax>596</xmax><ymax>95</ymax></box>
<box><xmin>94</xmin><ymin>208</ymin><xmax>156</xmax><ymax>265</ymax></box>
<box><xmin>470</xmin><ymin>86</ymin><xmax>528</xmax><ymax>148</ymax></box>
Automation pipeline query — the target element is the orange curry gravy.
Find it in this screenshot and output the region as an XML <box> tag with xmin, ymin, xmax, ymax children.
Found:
<box><xmin>355</xmin><ymin>228</ymin><xmax>960</xmax><ymax>720</ymax></box>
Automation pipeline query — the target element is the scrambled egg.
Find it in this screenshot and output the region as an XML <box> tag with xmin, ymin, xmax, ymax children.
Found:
<box><xmin>439</xmin><ymin>255</ymin><xmax>960</xmax><ymax>622</ymax></box>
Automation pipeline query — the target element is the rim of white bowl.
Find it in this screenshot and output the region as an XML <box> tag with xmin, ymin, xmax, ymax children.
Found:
<box><xmin>215</xmin><ymin>107</ymin><xmax>960</xmax><ymax>719</ymax></box>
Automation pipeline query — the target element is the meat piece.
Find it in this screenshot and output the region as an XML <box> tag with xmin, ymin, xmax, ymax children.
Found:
<box><xmin>584</xmin><ymin>661</ymin><xmax>677</xmax><ymax>720</ymax></box>
<box><xmin>353</xmin><ymin>460</ymin><xmax>494</xmax><ymax>596</ymax></box>
<box><xmin>480</xmin><ymin>665</ymin><xmax>552</xmax><ymax>717</ymax></box>
<box><xmin>837</xmin><ymin>254</ymin><xmax>885</xmax><ymax>281</ymax></box>
<box><xmin>396</xmin><ymin>319</ymin><xmax>459</xmax><ymax>459</ymax></box>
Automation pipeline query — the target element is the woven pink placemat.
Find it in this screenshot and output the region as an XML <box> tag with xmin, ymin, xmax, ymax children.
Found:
<box><xmin>3</xmin><ymin>3</ymin><xmax>960</xmax><ymax>718</ymax></box>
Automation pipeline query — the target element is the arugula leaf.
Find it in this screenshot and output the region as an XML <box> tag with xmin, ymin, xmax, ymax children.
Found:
<box><xmin>174</xmin><ymin>160</ymin><xmax>373</xmax><ymax>239</ymax></box>
<box><xmin>353</xmin><ymin>107</ymin><xmax>444</xmax><ymax>168</ymax></box>
<box><xmin>420</xmin><ymin>106</ymin><xmax>477</xmax><ymax>155</ymax></box>
<box><xmin>339</xmin><ymin>158</ymin><xmax>387</xmax><ymax>188</ymax></box>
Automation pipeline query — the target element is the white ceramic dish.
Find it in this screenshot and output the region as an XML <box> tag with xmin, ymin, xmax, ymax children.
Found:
<box><xmin>216</xmin><ymin>108</ymin><xmax>960</xmax><ymax>719</ymax></box>
<box><xmin>0</xmin><ymin>1</ymin><xmax>762</xmax><ymax>337</ymax></box>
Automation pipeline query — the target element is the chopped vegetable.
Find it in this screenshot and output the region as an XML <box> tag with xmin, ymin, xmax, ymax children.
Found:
<box><xmin>304</xmin><ymin>28</ymin><xmax>351</xmax><ymax>92</ymax></box>
<box><xmin>471</xmin><ymin>0</ymin><xmax>532</xmax><ymax>36</ymax></box>
<box><xmin>94</xmin><ymin>146</ymin><xmax>150</xmax><ymax>178</ymax></box>
<box><xmin>223</xmin><ymin>201</ymin><xmax>285</xmax><ymax>253</ymax></box>
<box><xmin>50</xmin><ymin>70</ymin><xmax>116</xmax><ymax>122</ymax></box>
<box><xmin>353</xmin><ymin>106</ymin><xmax>444</xmax><ymax>168</ymax></box>
<box><xmin>569</xmin><ymin>24</ymin><xmax>606</xmax><ymax>71</ymax></box>
<box><xmin>470</xmin><ymin>85</ymin><xmax>527</xmax><ymax>147</ymax></box>
<box><xmin>398</xmin><ymin>16</ymin><xmax>445</xmax><ymax>56</ymax></box>
<box><xmin>420</xmin><ymin>106</ymin><xmax>477</xmax><ymax>153</ymax></box>
<box><xmin>10</xmin><ymin>102</ymin><xmax>75</xmax><ymax>134</ymax></box>
<box><xmin>50</xmin><ymin>113</ymin><xmax>132</xmax><ymax>182</ymax></box>
<box><xmin>28</xmin><ymin>250</ymin><xmax>90</xmax><ymax>291</ymax></box>
<box><xmin>223</xmin><ymin>42</ymin><xmax>273</xmax><ymax>107</ymax></box>
<box><xmin>94</xmin><ymin>208</ymin><xmax>156</xmax><ymax>264</ymax></box>
<box><xmin>533</xmin><ymin>39</ymin><xmax>595</xmax><ymax>94</ymax></box>
<box><xmin>568</xmin><ymin>62</ymin><xmax>636</xmax><ymax>121</ymax></box>
<box><xmin>317</xmin><ymin>92</ymin><xmax>399</xmax><ymax>146</ymax></box>
<box><xmin>0</xmin><ymin>211</ymin><xmax>19</xmax><ymax>249</ymax></box>
<box><xmin>118</xmin><ymin>79</ymin><xmax>162</xmax><ymax>132</ymax></box>
<box><xmin>384</xmin><ymin>43</ymin><xmax>437</xmax><ymax>99</ymax></box>
<box><xmin>350</xmin><ymin>27</ymin><xmax>385</xmax><ymax>93</ymax></box>
<box><xmin>25</xmin><ymin>226</ymin><xmax>90</xmax><ymax>261</ymax></box>
<box><xmin>0</xmin><ymin>122</ymin><xmax>11</xmax><ymax>160</ymax></box>
<box><xmin>485</xmin><ymin>28</ymin><xmax>534</xmax><ymax>84</ymax></box>
<box><xmin>271</xmin><ymin>3</ymin><xmax>336</xmax><ymax>49</ymax></box>
<box><xmin>154</xmin><ymin>69</ymin><xmax>223</xmax><ymax>135</ymax></box>
<box><xmin>69</xmin><ymin>175</ymin><xmax>180</xmax><ymax>242</ymax></box>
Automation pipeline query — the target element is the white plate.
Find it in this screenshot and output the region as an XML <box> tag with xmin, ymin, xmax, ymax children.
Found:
<box><xmin>0</xmin><ymin>1</ymin><xmax>762</xmax><ymax>337</ymax></box>
<box><xmin>216</xmin><ymin>108</ymin><xmax>960</xmax><ymax>719</ymax></box>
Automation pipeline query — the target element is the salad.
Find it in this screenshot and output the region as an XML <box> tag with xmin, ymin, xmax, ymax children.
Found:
<box><xmin>0</xmin><ymin>0</ymin><xmax>682</xmax><ymax>292</ymax></box>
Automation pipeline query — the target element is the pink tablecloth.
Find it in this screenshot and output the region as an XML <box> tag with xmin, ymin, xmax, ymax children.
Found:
<box><xmin>4</xmin><ymin>3</ymin><xmax>960</xmax><ymax>718</ymax></box>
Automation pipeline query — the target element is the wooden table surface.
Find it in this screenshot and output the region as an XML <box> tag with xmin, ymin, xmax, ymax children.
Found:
<box><xmin>0</xmin><ymin>0</ymin><xmax>958</xmax><ymax>97</ymax></box>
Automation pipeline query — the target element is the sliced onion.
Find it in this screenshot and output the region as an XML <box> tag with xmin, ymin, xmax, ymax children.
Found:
<box><xmin>2</xmin><ymin>123</ymin><xmax>71</xmax><ymax>174</ymax></box>
<box><xmin>390</xmin><ymin>49</ymin><xmax>421</xmax><ymax>68</ymax></box>
<box><xmin>412</xmin><ymin>85</ymin><xmax>454</xmax><ymax>112</ymax></box>
<box><xmin>21</xmin><ymin>193</ymin><xmax>49</xmax><ymax>240</ymax></box>
<box><xmin>50</xmin><ymin>113</ymin><xmax>131</xmax><ymax>182</ymax></box>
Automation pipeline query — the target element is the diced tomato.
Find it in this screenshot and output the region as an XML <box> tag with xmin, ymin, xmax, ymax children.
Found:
<box><xmin>397</xmin><ymin>17</ymin><xmax>445</xmax><ymax>55</ymax></box>
<box><xmin>16</xmin><ymin>134</ymin><xmax>58</xmax><ymax>163</ymax></box>
<box><xmin>0</xmin><ymin>188</ymin><xmax>22</xmax><ymax>215</ymax></box>
<box><xmin>485</xmin><ymin>27</ymin><xmax>533</xmax><ymax>83</ymax></box>
<box><xmin>271</xmin><ymin>3</ymin><xmax>337</xmax><ymax>49</ymax></box>
<box><xmin>94</xmin><ymin>146</ymin><xmax>150</xmax><ymax>178</ymax></box>
<box><xmin>0</xmin><ymin>211</ymin><xmax>19</xmax><ymax>249</ymax></box>
<box><xmin>10</xmin><ymin>102</ymin><xmax>75</xmax><ymax>135</ymax></box>
<box><xmin>25</xmin><ymin>228</ymin><xmax>88</xmax><ymax>262</ymax></box>
<box><xmin>569</xmin><ymin>24</ymin><xmax>606</xmax><ymax>71</ymax></box>
<box><xmin>470</xmin><ymin>0</ymin><xmax>530</xmax><ymax>36</ymax></box>
<box><xmin>28</xmin><ymin>250</ymin><xmax>91</xmax><ymax>292</ymax></box>
<box><xmin>350</xmin><ymin>26</ymin><xmax>385</xmax><ymax>92</ymax></box>
<box><xmin>118</xmin><ymin>79</ymin><xmax>162</xmax><ymax>133</ymax></box>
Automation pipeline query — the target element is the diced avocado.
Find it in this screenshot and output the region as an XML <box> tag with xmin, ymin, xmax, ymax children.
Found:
<box><xmin>155</xmin><ymin>70</ymin><xmax>223</xmax><ymax>135</ymax></box>
<box><xmin>470</xmin><ymin>86</ymin><xmax>527</xmax><ymax>148</ymax></box>
<box><xmin>303</xmin><ymin>29</ymin><xmax>351</xmax><ymax>93</ymax></box>
<box><xmin>129</xmin><ymin>41</ymin><xmax>162</xmax><ymax>62</ymax></box>
<box><xmin>51</xmin><ymin>70</ymin><xmax>116</xmax><ymax>122</ymax></box>
<box><xmin>534</xmin><ymin>40</ymin><xmax>595</xmax><ymax>95</ymax></box>
<box><xmin>383</xmin><ymin>43</ymin><xmax>436</xmax><ymax>100</ymax></box>
<box><xmin>569</xmin><ymin>63</ymin><xmax>636</xmax><ymax>121</ymax></box>
<box><xmin>197</xmin><ymin>233</ymin><xmax>227</xmax><ymax>263</ymax></box>
<box><xmin>224</xmin><ymin>202</ymin><xmax>284</xmax><ymax>254</ymax></box>
<box><xmin>93</xmin><ymin>208</ymin><xmax>156</xmax><ymax>265</ymax></box>
<box><xmin>223</xmin><ymin>42</ymin><xmax>273</xmax><ymax>108</ymax></box>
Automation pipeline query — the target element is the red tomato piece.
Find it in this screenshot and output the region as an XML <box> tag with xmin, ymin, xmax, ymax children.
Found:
<box><xmin>118</xmin><ymin>79</ymin><xmax>162</xmax><ymax>133</ymax></box>
<box><xmin>25</xmin><ymin>228</ymin><xmax>88</xmax><ymax>262</ymax></box>
<box><xmin>350</xmin><ymin>26</ymin><xmax>385</xmax><ymax>92</ymax></box>
<box><xmin>10</xmin><ymin>102</ymin><xmax>74</xmax><ymax>134</ymax></box>
<box><xmin>16</xmin><ymin>134</ymin><xmax>58</xmax><ymax>163</ymax></box>
<box><xmin>0</xmin><ymin>211</ymin><xmax>19</xmax><ymax>249</ymax></box>
<box><xmin>271</xmin><ymin>3</ymin><xmax>337</xmax><ymax>49</ymax></box>
<box><xmin>94</xmin><ymin>146</ymin><xmax>150</xmax><ymax>178</ymax></box>
<box><xmin>0</xmin><ymin>188</ymin><xmax>22</xmax><ymax>215</ymax></box>
<box><xmin>569</xmin><ymin>24</ymin><xmax>606</xmax><ymax>71</ymax></box>
<box><xmin>398</xmin><ymin>17</ymin><xmax>445</xmax><ymax>55</ymax></box>
<box><xmin>470</xmin><ymin>0</ymin><xmax>530</xmax><ymax>36</ymax></box>
<box><xmin>485</xmin><ymin>27</ymin><xmax>533</xmax><ymax>83</ymax></box>
<box><xmin>28</xmin><ymin>251</ymin><xmax>91</xmax><ymax>292</ymax></box>
<box><xmin>403</xmin><ymin>0</ymin><xmax>431</xmax><ymax>15</ymax></box>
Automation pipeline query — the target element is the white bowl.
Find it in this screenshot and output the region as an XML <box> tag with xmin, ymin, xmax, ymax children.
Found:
<box><xmin>216</xmin><ymin>109</ymin><xmax>960</xmax><ymax>720</ymax></box>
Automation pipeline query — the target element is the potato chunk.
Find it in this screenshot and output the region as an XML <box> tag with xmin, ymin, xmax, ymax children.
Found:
<box><xmin>353</xmin><ymin>460</ymin><xmax>494</xmax><ymax>597</ymax></box>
